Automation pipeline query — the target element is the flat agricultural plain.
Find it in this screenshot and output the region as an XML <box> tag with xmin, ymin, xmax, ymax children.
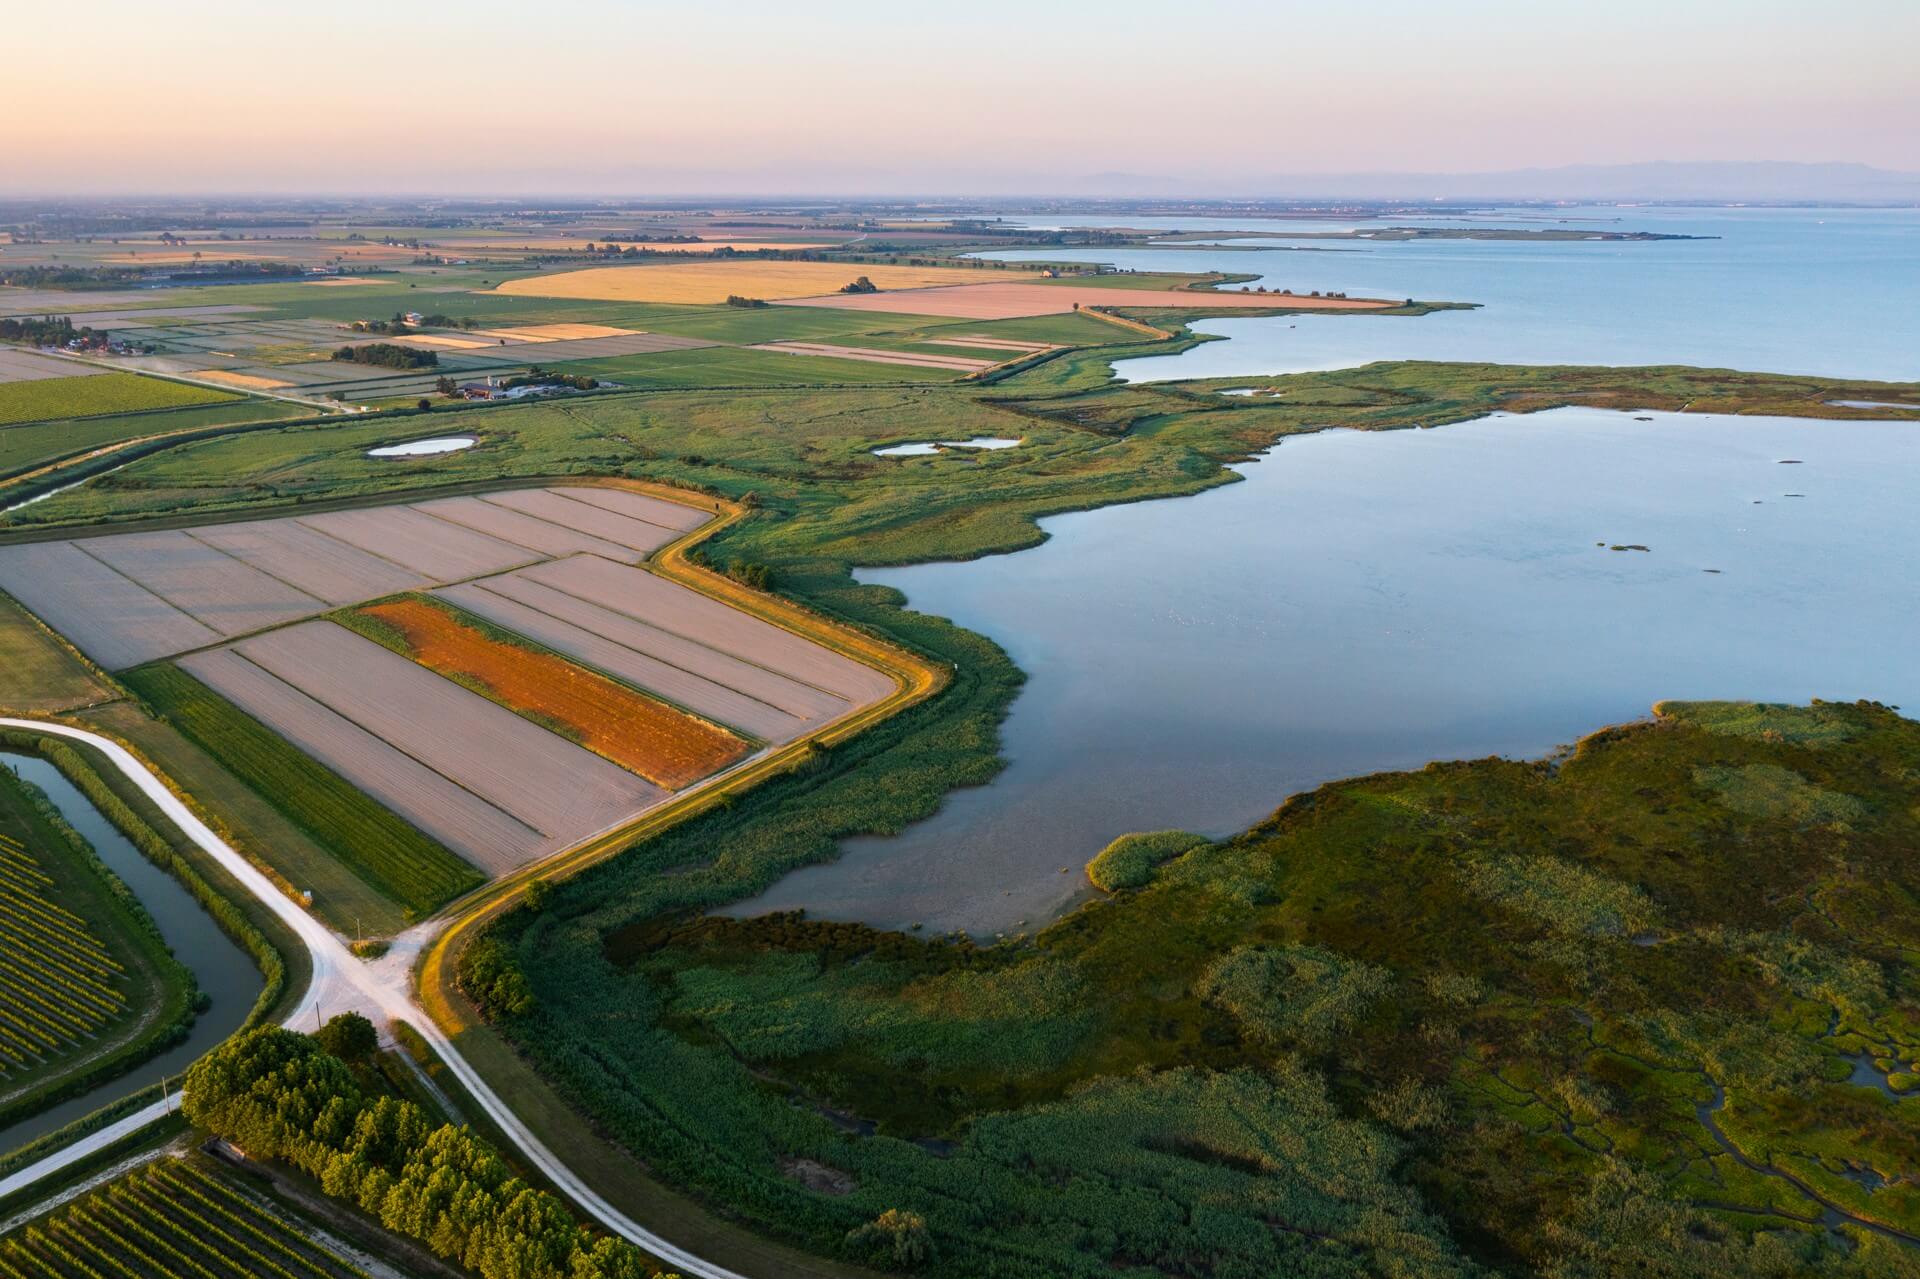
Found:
<box><xmin>494</xmin><ymin>260</ymin><xmax>1039</xmax><ymax>305</ymax></box>
<box><xmin>0</xmin><ymin>483</ymin><xmax>895</xmax><ymax>880</ymax></box>
<box><xmin>780</xmin><ymin>281</ymin><xmax>1399</xmax><ymax>320</ymax></box>
<box><xmin>0</xmin><ymin>484</ymin><xmax>704</xmax><ymax>669</ymax></box>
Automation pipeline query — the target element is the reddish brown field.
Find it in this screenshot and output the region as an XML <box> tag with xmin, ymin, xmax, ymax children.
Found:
<box><xmin>356</xmin><ymin>597</ymin><xmax>750</xmax><ymax>789</ymax></box>
<box><xmin>779</xmin><ymin>282</ymin><xmax>1397</xmax><ymax>320</ymax></box>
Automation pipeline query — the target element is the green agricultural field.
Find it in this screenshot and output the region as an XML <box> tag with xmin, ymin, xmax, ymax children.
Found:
<box><xmin>0</xmin><ymin>754</ymin><xmax>194</xmax><ymax>1128</ymax></box>
<box><xmin>553</xmin><ymin>345</ymin><xmax>961</xmax><ymax>387</ymax></box>
<box><xmin>1</xmin><ymin>1153</ymin><xmax>389</xmax><ymax>1278</ymax></box>
<box><xmin>120</xmin><ymin>664</ymin><xmax>484</xmax><ymax>919</ymax></box>
<box><xmin>0</xmin><ymin>372</ymin><xmax>239</xmax><ymax>427</ymax></box>
<box><xmin>0</xmin><ymin>398</ymin><xmax>305</xmax><ymax>484</ymax></box>
<box><xmin>0</xmin><ymin>591</ymin><xmax>110</xmax><ymax>713</ymax></box>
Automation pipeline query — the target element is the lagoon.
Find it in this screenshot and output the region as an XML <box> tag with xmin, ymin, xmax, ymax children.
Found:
<box><xmin>975</xmin><ymin>207</ymin><xmax>1920</xmax><ymax>382</ymax></box>
<box><xmin>739</xmin><ymin>408</ymin><xmax>1920</xmax><ymax>935</ymax></box>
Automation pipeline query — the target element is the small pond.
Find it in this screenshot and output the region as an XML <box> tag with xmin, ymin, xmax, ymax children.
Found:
<box><xmin>873</xmin><ymin>437</ymin><xmax>1022</xmax><ymax>458</ymax></box>
<box><xmin>367</xmin><ymin>435</ymin><xmax>477</xmax><ymax>458</ymax></box>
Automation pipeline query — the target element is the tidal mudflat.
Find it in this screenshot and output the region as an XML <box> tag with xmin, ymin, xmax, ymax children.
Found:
<box><xmin>739</xmin><ymin>406</ymin><xmax>1920</xmax><ymax>934</ymax></box>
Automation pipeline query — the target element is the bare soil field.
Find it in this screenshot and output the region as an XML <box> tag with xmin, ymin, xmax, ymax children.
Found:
<box><xmin>0</xmin><ymin>540</ymin><xmax>219</xmax><ymax>669</ymax></box>
<box><xmin>0</xmin><ymin>486</ymin><xmax>714</xmax><ymax>667</ymax></box>
<box><xmin>0</xmin><ymin>349</ymin><xmax>103</xmax><ymax>383</ymax></box>
<box><xmin>227</xmin><ymin>620</ymin><xmax>664</xmax><ymax>849</ymax></box>
<box><xmin>479</xmin><ymin>489</ymin><xmax>684</xmax><ymax>555</ymax></box>
<box><xmin>178</xmin><ymin>644</ymin><xmax>548</xmax><ymax>872</ymax></box>
<box><xmin>355</xmin><ymin>596</ymin><xmax>750</xmax><ymax>788</ymax></box>
<box><xmin>925</xmin><ymin>336</ymin><xmax>1056</xmax><ymax>352</ymax></box>
<box><xmin>81</xmin><ymin>530</ymin><xmax>323</xmax><ymax>636</ymax></box>
<box><xmin>437</xmin><ymin>576</ymin><xmax>825</xmax><ymax>742</ymax></box>
<box><xmin>547</xmin><ymin>485</ymin><xmax>711</xmax><ymax>532</ymax></box>
<box><xmin>189</xmin><ymin>519</ymin><xmax>430</xmax><ymax>605</ymax></box>
<box><xmin>494</xmin><ymin>261</ymin><xmax>1038</xmax><ymax>305</ymax></box>
<box><xmin>293</xmin><ymin>507</ymin><xmax>542</xmax><ymax>581</ymax></box>
<box><xmin>780</xmin><ymin>282</ymin><xmax>1397</xmax><ymax>320</ymax></box>
<box><xmin>751</xmin><ymin>342</ymin><xmax>998</xmax><ymax>372</ymax></box>
<box><xmin>414</xmin><ymin>496</ymin><xmax>640</xmax><ymax>561</ymax></box>
<box><xmin>518</xmin><ymin>555</ymin><xmax>896</xmax><ymax>706</ymax></box>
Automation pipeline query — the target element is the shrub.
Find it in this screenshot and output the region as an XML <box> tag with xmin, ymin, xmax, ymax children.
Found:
<box><xmin>1198</xmin><ymin>944</ymin><xmax>1392</xmax><ymax>1049</ymax></box>
<box><xmin>1086</xmin><ymin>829</ymin><xmax>1206</xmax><ymax>891</ymax></box>
<box><xmin>460</xmin><ymin>937</ymin><xmax>535</xmax><ymax>1016</ymax></box>
<box><xmin>846</xmin><ymin>1209</ymin><xmax>931</xmax><ymax>1268</ymax></box>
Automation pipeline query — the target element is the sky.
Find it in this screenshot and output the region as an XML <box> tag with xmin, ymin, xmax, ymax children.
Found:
<box><xmin>10</xmin><ymin>0</ymin><xmax>1917</xmax><ymax>196</ymax></box>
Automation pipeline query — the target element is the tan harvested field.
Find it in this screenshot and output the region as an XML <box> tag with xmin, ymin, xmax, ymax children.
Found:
<box><xmin>752</xmin><ymin>342</ymin><xmax>997</xmax><ymax>372</ymax></box>
<box><xmin>390</xmin><ymin>333</ymin><xmax>495</xmax><ymax>350</ymax></box>
<box><xmin>0</xmin><ymin>540</ymin><xmax>219</xmax><ymax>669</ymax></box>
<box><xmin>0</xmin><ymin>485</ymin><xmax>713</xmax><ymax>668</ymax></box>
<box><xmin>0</xmin><ymin>348</ymin><xmax>104</xmax><ymax>383</ymax></box>
<box><xmin>519</xmin><ymin>555</ymin><xmax>896</xmax><ymax>706</ymax></box>
<box><xmin>293</xmin><ymin>507</ymin><xmax>542</xmax><ymax>581</ymax></box>
<box><xmin>178</xmin><ymin>644</ymin><xmax>549</xmax><ymax>872</ymax></box>
<box><xmin>781</xmin><ymin>282</ymin><xmax>1399</xmax><ymax>320</ymax></box>
<box><xmin>190</xmin><ymin>368</ymin><xmax>293</xmax><ymax>389</ymax></box>
<box><xmin>479</xmin><ymin>488</ymin><xmax>685</xmax><ymax>554</ymax></box>
<box><xmin>82</xmin><ymin>530</ymin><xmax>323</xmax><ymax>636</ymax></box>
<box><xmin>469</xmin><ymin>323</ymin><xmax>642</xmax><ymax>342</ymax></box>
<box><xmin>302</xmin><ymin>277</ymin><xmax>382</xmax><ymax>286</ymax></box>
<box><xmin>494</xmin><ymin>260</ymin><xmax>1039</xmax><ymax>305</ymax></box>
<box><xmin>190</xmin><ymin>519</ymin><xmax>431</xmax><ymax>605</ymax></box>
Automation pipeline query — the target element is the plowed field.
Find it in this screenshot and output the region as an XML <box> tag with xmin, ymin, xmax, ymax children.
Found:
<box><xmin>353</xmin><ymin>597</ymin><xmax>750</xmax><ymax>789</ymax></box>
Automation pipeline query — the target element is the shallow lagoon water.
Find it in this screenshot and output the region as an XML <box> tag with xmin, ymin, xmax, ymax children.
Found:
<box><xmin>873</xmin><ymin>437</ymin><xmax>1022</xmax><ymax>457</ymax></box>
<box><xmin>976</xmin><ymin>207</ymin><xmax>1920</xmax><ymax>382</ymax></box>
<box><xmin>739</xmin><ymin>408</ymin><xmax>1920</xmax><ymax>935</ymax></box>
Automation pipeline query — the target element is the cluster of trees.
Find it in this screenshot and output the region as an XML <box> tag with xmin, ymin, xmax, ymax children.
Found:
<box><xmin>499</xmin><ymin>366</ymin><xmax>599</xmax><ymax>392</ymax></box>
<box><xmin>351</xmin><ymin>313</ymin><xmax>478</xmax><ymax>334</ymax></box>
<box><xmin>839</xmin><ymin>276</ymin><xmax>879</xmax><ymax>294</ymax></box>
<box><xmin>0</xmin><ymin>315</ymin><xmax>86</xmax><ymax>345</ymax></box>
<box><xmin>724</xmin><ymin>295</ymin><xmax>768</xmax><ymax>308</ymax></box>
<box><xmin>0</xmin><ymin>265</ymin><xmax>148</xmax><ymax>290</ymax></box>
<box><xmin>332</xmin><ymin>343</ymin><xmax>437</xmax><ymax>369</ymax></box>
<box><xmin>184</xmin><ymin>1024</ymin><xmax>658</xmax><ymax>1279</ymax></box>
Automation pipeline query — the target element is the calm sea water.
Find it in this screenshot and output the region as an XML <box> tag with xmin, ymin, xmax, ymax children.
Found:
<box><xmin>976</xmin><ymin>207</ymin><xmax>1920</xmax><ymax>381</ymax></box>
<box><xmin>738</xmin><ymin>409</ymin><xmax>1920</xmax><ymax>934</ymax></box>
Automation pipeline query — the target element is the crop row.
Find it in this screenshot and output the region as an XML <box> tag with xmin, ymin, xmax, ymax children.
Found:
<box><xmin>0</xmin><ymin>834</ymin><xmax>129</xmax><ymax>1078</ymax></box>
<box><xmin>0</xmin><ymin>1158</ymin><xmax>370</xmax><ymax>1279</ymax></box>
<box><xmin>0</xmin><ymin>371</ymin><xmax>238</xmax><ymax>428</ymax></box>
<box><xmin>122</xmin><ymin>663</ymin><xmax>484</xmax><ymax>919</ymax></box>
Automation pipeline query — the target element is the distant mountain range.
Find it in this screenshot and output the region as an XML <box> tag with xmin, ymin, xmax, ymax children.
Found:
<box><xmin>1065</xmin><ymin>162</ymin><xmax>1920</xmax><ymax>204</ymax></box>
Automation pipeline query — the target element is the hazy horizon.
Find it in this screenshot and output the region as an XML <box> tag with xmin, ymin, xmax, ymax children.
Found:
<box><xmin>10</xmin><ymin>0</ymin><xmax>1916</xmax><ymax>198</ymax></box>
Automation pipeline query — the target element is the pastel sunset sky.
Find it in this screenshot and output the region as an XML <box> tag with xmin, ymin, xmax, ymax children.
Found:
<box><xmin>12</xmin><ymin>0</ymin><xmax>1915</xmax><ymax>193</ymax></box>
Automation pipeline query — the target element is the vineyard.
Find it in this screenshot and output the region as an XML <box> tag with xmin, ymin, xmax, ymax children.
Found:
<box><xmin>0</xmin><ymin>1156</ymin><xmax>373</xmax><ymax>1278</ymax></box>
<box><xmin>346</xmin><ymin>596</ymin><xmax>752</xmax><ymax>789</ymax></box>
<box><xmin>120</xmin><ymin>663</ymin><xmax>484</xmax><ymax>918</ymax></box>
<box><xmin>0</xmin><ymin>831</ymin><xmax>130</xmax><ymax>1080</ymax></box>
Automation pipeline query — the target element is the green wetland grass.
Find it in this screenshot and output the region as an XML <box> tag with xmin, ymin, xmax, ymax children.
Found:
<box><xmin>501</xmin><ymin>700</ymin><xmax>1920</xmax><ymax>1277</ymax></box>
